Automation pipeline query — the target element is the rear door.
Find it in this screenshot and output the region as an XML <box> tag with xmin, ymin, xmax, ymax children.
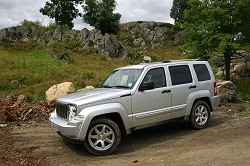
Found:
<box><xmin>167</xmin><ymin>64</ymin><xmax>197</xmax><ymax>118</ymax></box>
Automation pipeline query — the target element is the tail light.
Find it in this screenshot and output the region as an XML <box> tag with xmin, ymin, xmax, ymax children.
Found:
<box><xmin>214</xmin><ymin>82</ymin><xmax>218</xmax><ymax>96</ymax></box>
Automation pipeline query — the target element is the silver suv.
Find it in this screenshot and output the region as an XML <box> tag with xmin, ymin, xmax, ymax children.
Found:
<box><xmin>50</xmin><ymin>60</ymin><xmax>220</xmax><ymax>155</ymax></box>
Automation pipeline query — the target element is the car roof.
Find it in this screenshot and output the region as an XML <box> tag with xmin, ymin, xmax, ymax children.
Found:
<box><xmin>117</xmin><ymin>60</ymin><xmax>208</xmax><ymax>70</ymax></box>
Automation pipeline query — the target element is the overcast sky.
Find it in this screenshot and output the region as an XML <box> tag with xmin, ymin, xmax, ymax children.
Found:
<box><xmin>0</xmin><ymin>0</ymin><xmax>174</xmax><ymax>30</ymax></box>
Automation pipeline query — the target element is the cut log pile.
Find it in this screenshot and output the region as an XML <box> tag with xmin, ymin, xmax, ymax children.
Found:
<box><xmin>0</xmin><ymin>95</ymin><xmax>54</xmax><ymax>123</ymax></box>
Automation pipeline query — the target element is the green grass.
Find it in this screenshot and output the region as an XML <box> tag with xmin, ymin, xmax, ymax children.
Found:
<box><xmin>1</xmin><ymin>43</ymin><xmax>250</xmax><ymax>103</ymax></box>
<box><xmin>237</xmin><ymin>102</ymin><xmax>250</xmax><ymax>116</ymax></box>
<box><xmin>0</xmin><ymin>46</ymin><xmax>129</xmax><ymax>100</ymax></box>
<box><xmin>236</xmin><ymin>78</ymin><xmax>250</xmax><ymax>101</ymax></box>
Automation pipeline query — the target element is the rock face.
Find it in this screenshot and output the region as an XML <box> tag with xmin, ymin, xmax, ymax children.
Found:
<box><xmin>0</xmin><ymin>26</ymin><xmax>39</xmax><ymax>43</ymax></box>
<box><xmin>46</xmin><ymin>82</ymin><xmax>75</xmax><ymax>106</ymax></box>
<box><xmin>217</xmin><ymin>81</ymin><xmax>237</xmax><ymax>103</ymax></box>
<box><xmin>0</xmin><ymin>25</ymin><xmax>128</xmax><ymax>59</ymax></box>
<box><xmin>76</xmin><ymin>29</ymin><xmax>128</xmax><ymax>59</ymax></box>
<box><xmin>120</xmin><ymin>21</ymin><xmax>174</xmax><ymax>49</ymax></box>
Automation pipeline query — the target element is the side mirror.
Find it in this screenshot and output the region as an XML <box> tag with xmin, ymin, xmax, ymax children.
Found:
<box><xmin>139</xmin><ymin>82</ymin><xmax>154</xmax><ymax>91</ymax></box>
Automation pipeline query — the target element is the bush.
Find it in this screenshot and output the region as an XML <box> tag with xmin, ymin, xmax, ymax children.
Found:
<box><xmin>19</xmin><ymin>19</ymin><xmax>42</xmax><ymax>28</ymax></box>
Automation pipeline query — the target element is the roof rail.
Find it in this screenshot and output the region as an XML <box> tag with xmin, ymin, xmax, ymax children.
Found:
<box><xmin>162</xmin><ymin>59</ymin><xmax>201</xmax><ymax>63</ymax></box>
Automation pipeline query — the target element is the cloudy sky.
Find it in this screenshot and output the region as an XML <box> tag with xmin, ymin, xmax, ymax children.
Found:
<box><xmin>0</xmin><ymin>0</ymin><xmax>174</xmax><ymax>30</ymax></box>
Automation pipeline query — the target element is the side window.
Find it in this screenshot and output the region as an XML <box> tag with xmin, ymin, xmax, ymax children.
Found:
<box><xmin>193</xmin><ymin>64</ymin><xmax>211</xmax><ymax>81</ymax></box>
<box><xmin>169</xmin><ymin>65</ymin><xmax>192</xmax><ymax>85</ymax></box>
<box><xmin>142</xmin><ymin>67</ymin><xmax>166</xmax><ymax>88</ymax></box>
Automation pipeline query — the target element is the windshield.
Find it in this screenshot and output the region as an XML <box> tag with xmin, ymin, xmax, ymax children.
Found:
<box><xmin>101</xmin><ymin>69</ymin><xmax>142</xmax><ymax>89</ymax></box>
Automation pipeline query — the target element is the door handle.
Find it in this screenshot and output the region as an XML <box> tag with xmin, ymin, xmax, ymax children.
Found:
<box><xmin>162</xmin><ymin>90</ymin><xmax>171</xmax><ymax>93</ymax></box>
<box><xmin>189</xmin><ymin>85</ymin><xmax>197</xmax><ymax>89</ymax></box>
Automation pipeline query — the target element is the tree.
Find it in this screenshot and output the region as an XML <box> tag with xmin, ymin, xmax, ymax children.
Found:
<box><xmin>182</xmin><ymin>0</ymin><xmax>250</xmax><ymax>80</ymax></box>
<box><xmin>82</xmin><ymin>0</ymin><xmax>121</xmax><ymax>34</ymax></box>
<box><xmin>40</xmin><ymin>0</ymin><xmax>80</xmax><ymax>40</ymax></box>
<box><xmin>170</xmin><ymin>0</ymin><xmax>190</xmax><ymax>23</ymax></box>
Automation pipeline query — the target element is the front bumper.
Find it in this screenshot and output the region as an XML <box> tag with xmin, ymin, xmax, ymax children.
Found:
<box><xmin>49</xmin><ymin>111</ymin><xmax>84</xmax><ymax>141</ymax></box>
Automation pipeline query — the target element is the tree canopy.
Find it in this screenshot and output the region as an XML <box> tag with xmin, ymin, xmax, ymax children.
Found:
<box><xmin>82</xmin><ymin>0</ymin><xmax>121</xmax><ymax>34</ymax></box>
<box><xmin>181</xmin><ymin>0</ymin><xmax>250</xmax><ymax>80</ymax></box>
<box><xmin>170</xmin><ymin>0</ymin><xmax>190</xmax><ymax>23</ymax></box>
<box><xmin>40</xmin><ymin>0</ymin><xmax>80</xmax><ymax>29</ymax></box>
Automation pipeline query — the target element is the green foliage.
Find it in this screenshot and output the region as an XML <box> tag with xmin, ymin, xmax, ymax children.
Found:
<box><xmin>0</xmin><ymin>45</ymin><xmax>129</xmax><ymax>100</ymax></box>
<box><xmin>237</xmin><ymin>103</ymin><xmax>250</xmax><ymax>117</ymax></box>
<box><xmin>181</xmin><ymin>0</ymin><xmax>250</xmax><ymax>80</ymax></box>
<box><xmin>236</xmin><ymin>78</ymin><xmax>250</xmax><ymax>101</ymax></box>
<box><xmin>40</xmin><ymin>0</ymin><xmax>80</xmax><ymax>29</ymax></box>
<box><xmin>170</xmin><ymin>0</ymin><xmax>190</xmax><ymax>23</ymax></box>
<box><xmin>19</xmin><ymin>19</ymin><xmax>43</xmax><ymax>28</ymax></box>
<box><xmin>82</xmin><ymin>0</ymin><xmax>121</xmax><ymax>34</ymax></box>
<box><xmin>42</xmin><ymin>22</ymin><xmax>58</xmax><ymax>34</ymax></box>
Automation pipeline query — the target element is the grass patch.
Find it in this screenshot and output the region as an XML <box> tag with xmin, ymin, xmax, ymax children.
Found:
<box><xmin>145</xmin><ymin>46</ymin><xmax>187</xmax><ymax>61</ymax></box>
<box><xmin>237</xmin><ymin>102</ymin><xmax>250</xmax><ymax>116</ymax></box>
<box><xmin>235</xmin><ymin>78</ymin><xmax>250</xmax><ymax>101</ymax></box>
<box><xmin>0</xmin><ymin>45</ymin><xmax>129</xmax><ymax>100</ymax></box>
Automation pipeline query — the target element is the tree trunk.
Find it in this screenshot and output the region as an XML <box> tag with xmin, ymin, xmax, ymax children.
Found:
<box><xmin>224</xmin><ymin>53</ymin><xmax>231</xmax><ymax>80</ymax></box>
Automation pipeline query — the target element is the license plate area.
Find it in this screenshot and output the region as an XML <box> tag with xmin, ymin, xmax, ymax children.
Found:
<box><xmin>51</xmin><ymin>122</ymin><xmax>58</xmax><ymax>131</ymax></box>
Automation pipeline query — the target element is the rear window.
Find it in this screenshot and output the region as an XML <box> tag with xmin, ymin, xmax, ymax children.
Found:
<box><xmin>193</xmin><ymin>64</ymin><xmax>211</xmax><ymax>81</ymax></box>
<box><xmin>169</xmin><ymin>65</ymin><xmax>192</xmax><ymax>85</ymax></box>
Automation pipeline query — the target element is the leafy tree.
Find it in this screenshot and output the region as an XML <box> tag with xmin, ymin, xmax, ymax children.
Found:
<box><xmin>82</xmin><ymin>0</ymin><xmax>121</xmax><ymax>34</ymax></box>
<box><xmin>170</xmin><ymin>0</ymin><xmax>190</xmax><ymax>23</ymax></box>
<box><xmin>40</xmin><ymin>0</ymin><xmax>80</xmax><ymax>40</ymax></box>
<box><xmin>182</xmin><ymin>0</ymin><xmax>250</xmax><ymax>80</ymax></box>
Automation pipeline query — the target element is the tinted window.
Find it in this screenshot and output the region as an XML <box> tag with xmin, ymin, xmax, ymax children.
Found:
<box><xmin>169</xmin><ymin>65</ymin><xmax>192</xmax><ymax>85</ymax></box>
<box><xmin>193</xmin><ymin>64</ymin><xmax>211</xmax><ymax>81</ymax></box>
<box><xmin>142</xmin><ymin>67</ymin><xmax>166</xmax><ymax>88</ymax></box>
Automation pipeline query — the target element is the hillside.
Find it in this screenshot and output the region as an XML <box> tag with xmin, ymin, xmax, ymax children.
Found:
<box><xmin>0</xmin><ymin>21</ymin><xmax>250</xmax><ymax>103</ymax></box>
<box><xmin>0</xmin><ymin>21</ymin><xmax>184</xmax><ymax>100</ymax></box>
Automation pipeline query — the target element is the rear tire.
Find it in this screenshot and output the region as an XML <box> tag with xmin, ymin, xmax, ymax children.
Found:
<box><xmin>189</xmin><ymin>101</ymin><xmax>211</xmax><ymax>129</ymax></box>
<box><xmin>83</xmin><ymin>118</ymin><xmax>121</xmax><ymax>155</ymax></box>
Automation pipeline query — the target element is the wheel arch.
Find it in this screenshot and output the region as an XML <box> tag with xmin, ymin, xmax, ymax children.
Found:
<box><xmin>92</xmin><ymin>113</ymin><xmax>128</xmax><ymax>137</ymax></box>
<box><xmin>78</xmin><ymin>103</ymin><xmax>132</xmax><ymax>141</ymax></box>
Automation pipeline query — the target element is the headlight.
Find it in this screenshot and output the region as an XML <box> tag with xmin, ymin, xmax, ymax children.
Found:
<box><xmin>68</xmin><ymin>105</ymin><xmax>77</xmax><ymax>121</ymax></box>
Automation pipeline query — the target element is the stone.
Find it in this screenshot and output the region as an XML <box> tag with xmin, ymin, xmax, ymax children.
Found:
<box><xmin>77</xmin><ymin>86</ymin><xmax>95</xmax><ymax>92</ymax></box>
<box><xmin>143</xmin><ymin>56</ymin><xmax>152</xmax><ymax>62</ymax></box>
<box><xmin>233</xmin><ymin>62</ymin><xmax>250</xmax><ymax>75</ymax></box>
<box><xmin>217</xmin><ymin>81</ymin><xmax>237</xmax><ymax>103</ymax></box>
<box><xmin>0</xmin><ymin>124</ymin><xmax>8</xmax><ymax>128</ymax></box>
<box><xmin>46</xmin><ymin>82</ymin><xmax>75</xmax><ymax>106</ymax></box>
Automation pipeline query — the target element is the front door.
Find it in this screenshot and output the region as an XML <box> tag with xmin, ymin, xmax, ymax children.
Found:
<box><xmin>132</xmin><ymin>67</ymin><xmax>172</xmax><ymax>127</ymax></box>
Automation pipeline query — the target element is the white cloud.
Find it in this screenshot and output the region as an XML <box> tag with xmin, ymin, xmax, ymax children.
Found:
<box><xmin>0</xmin><ymin>0</ymin><xmax>174</xmax><ymax>30</ymax></box>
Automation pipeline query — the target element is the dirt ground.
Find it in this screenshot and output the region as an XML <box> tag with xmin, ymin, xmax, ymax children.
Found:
<box><xmin>1</xmin><ymin>110</ymin><xmax>250</xmax><ymax>166</ymax></box>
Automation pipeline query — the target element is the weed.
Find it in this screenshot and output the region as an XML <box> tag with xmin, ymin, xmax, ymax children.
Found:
<box><xmin>237</xmin><ymin>105</ymin><xmax>245</xmax><ymax>113</ymax></box>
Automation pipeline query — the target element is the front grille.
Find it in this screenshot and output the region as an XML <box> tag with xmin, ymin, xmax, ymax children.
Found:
<box><xmin>56</xmin><ymin>103</ymin><xmax>69</xmax><ymax>120</ymax></box>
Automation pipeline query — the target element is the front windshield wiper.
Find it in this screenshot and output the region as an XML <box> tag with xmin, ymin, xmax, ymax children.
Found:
<box><xmin>100</xmin><ymin>85</ymin><xmax>113</xmax><ymax>88</ymax></box>
<box><xmin>112</xmin><ymin>85</ymin><xmax>130</xmax><ymax>89</ymax></box>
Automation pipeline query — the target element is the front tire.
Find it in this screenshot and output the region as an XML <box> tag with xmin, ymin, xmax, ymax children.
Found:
<box><xmin>83</xmin><ymin>118</ymin><xmax>121</xmax><ymax>155</ymax></box>
<box><xmin>189</xmin><ymin>101</ymin><xmax>211</xmax><ymax>129</ymax></box>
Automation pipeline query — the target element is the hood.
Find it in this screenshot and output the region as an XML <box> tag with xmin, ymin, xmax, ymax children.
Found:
<box><xmin>57</xmin><ymin>88</ymin><xmax>131</xmax><ymax>106</ymax></box>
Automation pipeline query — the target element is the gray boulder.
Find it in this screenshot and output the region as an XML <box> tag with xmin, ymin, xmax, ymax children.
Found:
<box><xmin>217</xmin><ymin>81</ymin><xmax>237</xmax><ymax>103</ymax></box>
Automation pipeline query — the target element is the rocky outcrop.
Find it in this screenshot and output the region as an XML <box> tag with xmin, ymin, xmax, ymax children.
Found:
<box><xmin>217</xmin><ymin>81</ymin><xmax>237</xmax><ymax>103</ymax></box>
<box><xmin>76</xmin><ymin>29</ymin><xmax>128</xmax><ymax>59</ymax></box>
<box><xmin>0</xmin><ymin>21</ymin><xmax>175</xmax><ymax>58</ymax></box>
<box><xmin>0</xmin><ymin>25</ymin><xmax>128</xmax><ymax>59</ymax></box>
<box><xmin>120</xmin><ymin>21</ymin><xmax>174</xmax><ymax>49</ymax></box>
<box><xmin>0</xmin><ymin>26</ymin><xmax>40</xmax><ymax>43</ymax></box>
<box><xmin>45</xmin><ymin>82</ymin><xmax>76</xmax><ymax>106</ymax></box>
